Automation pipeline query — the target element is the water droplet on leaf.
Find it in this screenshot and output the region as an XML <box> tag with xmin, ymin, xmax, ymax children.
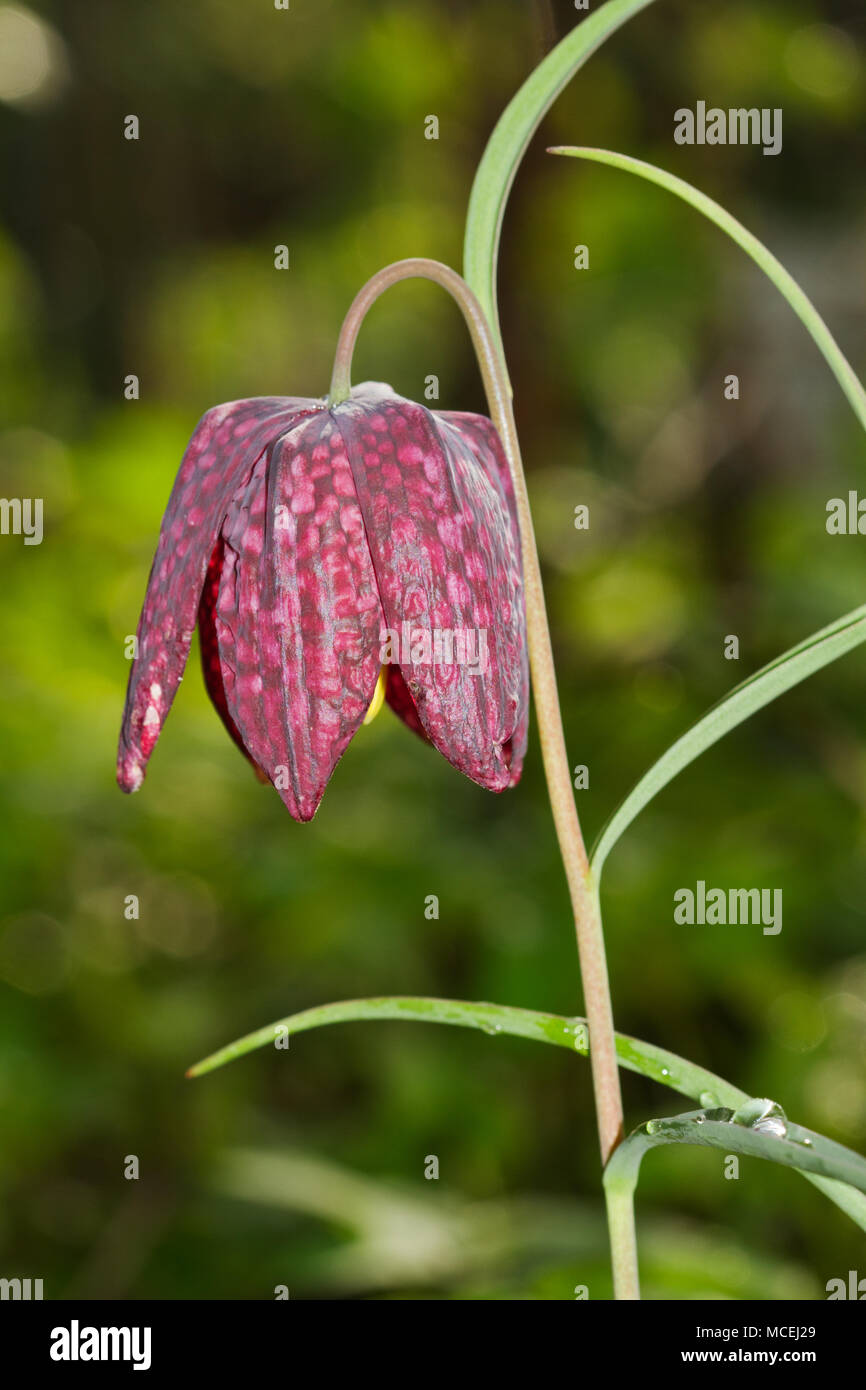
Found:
<box><xmin>752</xmin><ymin>1115</ymin><xmax>788</xmax><ymax>1138</ymax></box>
<box><xmin>730</xmin><ymin>1097</ymin><xmax>788</xmax><ymax>1138</ymax></box>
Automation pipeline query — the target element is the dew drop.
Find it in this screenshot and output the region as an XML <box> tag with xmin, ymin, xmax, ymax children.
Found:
<box><xmin>752</xmin><ymin>1115</ymin><xmax>788</xmax><ymax>1139</ymax></box>
<box><xmin>730</xmin><ymin>1096</ymin><xmax>787</xmax><ymax>1132</ymax></box>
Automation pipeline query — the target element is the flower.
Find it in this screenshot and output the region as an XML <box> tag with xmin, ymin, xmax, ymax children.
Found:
<box><xmin>117</xmin><ymin>382</ymin><xmax>528</xmax><ymax>820</ymax></box>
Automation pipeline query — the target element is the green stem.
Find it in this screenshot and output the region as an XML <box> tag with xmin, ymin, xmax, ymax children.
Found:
<box><xmin>327</xmin><ymin>258</ymin><xmax>632</xmax><ymax>1292</ymax></box>
<box><xmin>605</xmin><ymin>1178</ymin><xmax>640</xmax><ymax>1300</ymax></box>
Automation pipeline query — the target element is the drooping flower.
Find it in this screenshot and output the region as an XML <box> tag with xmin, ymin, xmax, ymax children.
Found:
<box><xmin>117</xmin><ymin>382</ymin><xmax>528</xmax><ymax>820</ymax></box>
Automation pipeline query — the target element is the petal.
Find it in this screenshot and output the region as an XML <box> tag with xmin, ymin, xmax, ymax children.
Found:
<box><xmin>436</xmin><ymin>409</ymin><xmax>518</xmax><ymax>529</ymax></box>
<box><xmin>212</xmin><ymin>410</ymin><xmax>386</xmax><ymax>820</ymax></box>
<box><xmin>117</xmin><ymin>397</ymin><xmax>318</xmax><ymax>793</ymax></box>
<box><xmin>433</xmin><ymin>410</ymin><xmax>529</xmax><ymax>785</ymax></box>
<box><xmin>334</xmin><ymin>385</ymin><xmax>529</xmax><ymax>790</ymax></box>
<box><xmin>384</xmin><ymin>664</ymin><xmax>429</xmax><ymax>742</ymax></box>
<box><xmin>198</xmin><ymin>536</ymin><xmax>267</xmax><ymax>780</ymax></box>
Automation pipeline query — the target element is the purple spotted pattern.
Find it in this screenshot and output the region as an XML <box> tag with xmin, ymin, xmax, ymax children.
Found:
<box><xmin>117</xmin><ymin>382</ymin><xmax>528</xmax><ymax>820</ymax></box>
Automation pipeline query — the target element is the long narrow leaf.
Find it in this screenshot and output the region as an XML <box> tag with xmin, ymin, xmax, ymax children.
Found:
<box><xmin>549</xmin><ymin>146</ymin><xmax>866</xmax><ymax>432</ymax></box>
<box><xmin>187</xmin><ymin>995</ymin><xmax>866</xmax><ymax>1233</ymax></box>
<box><xmin>605</xmin><ymin>1109</ymin><xmax>866</xmax><ymax>1212</ymax></box>
<box><xmin>186</xmin><ymin>995</ymin><xmax>735</xmax><ymax>1098</ymax></box>
<box><xmin>462</xmin><ymin>1</ymin><xmax>659</xmax><ymax>362</ymax></box>
<box><xmin>590</xmin><ymin>604</ymin><xmax>866</xmax><ymax>880</ymax></box>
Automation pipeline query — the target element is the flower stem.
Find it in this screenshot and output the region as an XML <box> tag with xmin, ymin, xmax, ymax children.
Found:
<box><xmin>329</xmin><ymin>258</ymin><xmax>636</xmax><ymax>1296</ymax></box>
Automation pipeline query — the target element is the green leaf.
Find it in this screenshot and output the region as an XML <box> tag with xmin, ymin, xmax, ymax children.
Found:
<box><xmin>462</xmin><ymin>1</ymin><xmax>659</xmax><ymax>362</ymax></box>
<box><xmin>604</xmin><ymin>1108</ymin><xmax>866</xmax><ymax>1218</ymax></box>
<box><xmin>549</xmin><ymin>146</ymin><xmax>866</xmax><ymax>432</ymax></box>
<box><xmin>187</xmin><ymin>995</ymin><xmax>866</xmax><ymax>1233</ymax></box>
<box><xmin>187</xmin><ymin>996</ymin><xmax>577</xmax><ymax>1075</ymax></box>
<box><xmin>186</xmin><ymin>994</ymin><xmax>735</xmax><ymax>1097</ymax></box>
<box><xmin>590</xmin><ymin>603</ymin><xmax>866</xmax><ymax>881</ymax></box>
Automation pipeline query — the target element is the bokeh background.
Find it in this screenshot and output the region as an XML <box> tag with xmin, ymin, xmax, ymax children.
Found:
<box><xmin>1</xmin><ymin>0</ymin><xmax>865</xmax><ymax>1300</ymax></box>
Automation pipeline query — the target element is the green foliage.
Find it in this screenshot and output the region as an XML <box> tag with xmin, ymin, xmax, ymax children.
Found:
<box><xmin>591</xmin><ymin>604</ymin><xmax>866</xmax><ymax>880</ymax></box>
<box><xmin>550</xmin><ymin>146</ymin><xmax>866</xmax><ymax>431</ymax></box>
<box><xmin>188</xmin><ymin>994</ymin><xmax>866</xmax><ymax>1233</ymax></box>
<box><xmin>463</xmin><ymin>0</ymin><xmax>660</xmax><ymax>357</ymax></box>
<box><xmin>605</xmin><ymin>1107</ymin><xmax>866</xmax><ymax>1235</ymax></box>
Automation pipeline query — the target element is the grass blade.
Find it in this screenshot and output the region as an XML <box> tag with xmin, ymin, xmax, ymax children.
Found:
<box><xmin>462</xmin><ymin>1</ymin><xmax>659</xmax><ymax>361</ymax></box>
<box><xmin>590</xmin><ymin>604</ymin><xmax>866</xmax><ymax>880</ymax></box>
<box><xmin>549</xmin><ymin>146</ymin><xmax>866</xmax><ymax>432</ymax></box>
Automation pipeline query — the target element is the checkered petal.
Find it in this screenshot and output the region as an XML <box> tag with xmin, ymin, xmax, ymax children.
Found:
<box><xmin>117</xmin><ymin>397</ymin><xmax>316</xmax><ymax>793</ymax></box>
<box><xmin>334</xmin><ymin>384</ymin><xmax>528</xmax><ymax>791</ymax></box>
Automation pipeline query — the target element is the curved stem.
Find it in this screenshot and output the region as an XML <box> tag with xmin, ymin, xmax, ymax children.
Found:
<box><xmin>328</xmin><ymin>258</ymin><xmax>634</xmax><ymax>1293</ymax></box>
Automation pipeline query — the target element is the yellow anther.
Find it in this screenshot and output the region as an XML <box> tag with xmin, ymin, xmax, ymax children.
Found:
<box><xmin>363</xmin><ymin>666</ymin><xmax>387</xmax><ymax>725</ymax></box>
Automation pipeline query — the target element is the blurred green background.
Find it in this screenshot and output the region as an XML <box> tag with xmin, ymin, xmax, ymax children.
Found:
<box><xmin>0</xmin><ymin>0</ymin><xmax>865</xmax><ymax>1300</ymax></box>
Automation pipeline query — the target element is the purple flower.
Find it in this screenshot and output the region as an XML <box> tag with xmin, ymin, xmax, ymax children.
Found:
<box><xmin>117</xmin><ymin>383</ymin><xmax>528</xmax><ymax>820</ymax></box>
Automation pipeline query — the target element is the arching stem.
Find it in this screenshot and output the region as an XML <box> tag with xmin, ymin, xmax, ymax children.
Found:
<box><xmin>329</xmin><ymin>258</ymin><xmax>636</xmax><ymax>1297</ymax></box>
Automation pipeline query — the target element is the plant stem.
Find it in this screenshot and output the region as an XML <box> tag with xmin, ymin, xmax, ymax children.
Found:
<box><xmin>604</xmin><ymin>1177</ymin><xmax>640</xmax><ymax>1301</ymax></box>
<box><xmin>329</xmin><ymin>258</ymin><xmax>637</xmax><ymax>1297</ymax></box>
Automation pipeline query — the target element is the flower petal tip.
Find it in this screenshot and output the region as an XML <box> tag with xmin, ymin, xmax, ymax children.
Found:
<box><xmin>118</xmin><ymin>759</ymin><xmax>144</xmax><ymax>793</ymax></box>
